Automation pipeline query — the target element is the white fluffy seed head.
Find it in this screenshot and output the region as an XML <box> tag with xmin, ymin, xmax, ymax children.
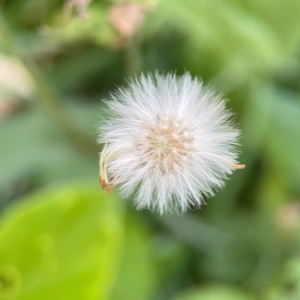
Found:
<box><xmin>98</xmin><ymin>72</ymin><xmax>244</xmax><ymax>214</ymax></box>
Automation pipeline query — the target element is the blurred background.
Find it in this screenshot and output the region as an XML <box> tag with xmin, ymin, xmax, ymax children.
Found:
<box><xmin>1</xmin><ymin>0</ymin><xmax>300</xmax><ymax>299</ymax></box>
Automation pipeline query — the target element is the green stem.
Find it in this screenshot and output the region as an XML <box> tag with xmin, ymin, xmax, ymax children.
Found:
<box><xmin>0</xmin><ymin>14</ymin><xmax>98</xmax><ymax>156</ymax></box>
<box><xmin>124</xmin><ymin>33</ymin><xmax>142</xmax><ymax>80</ymax></box>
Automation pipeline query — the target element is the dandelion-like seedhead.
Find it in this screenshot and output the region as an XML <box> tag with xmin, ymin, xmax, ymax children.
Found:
<box><xmin>98</xmin><ymin>72</ymin><xmax>244</xmax><ymax>214</ymax></box>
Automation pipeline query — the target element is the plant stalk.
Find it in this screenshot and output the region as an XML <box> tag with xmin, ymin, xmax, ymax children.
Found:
<box><xmin>0</xmin><ymin>13</ymin><xmax>98</xmax><ymax>156</ymax></box>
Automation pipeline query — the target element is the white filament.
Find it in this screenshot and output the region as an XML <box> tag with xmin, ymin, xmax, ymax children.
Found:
<box><xmin>98</xmin><ymin>72</ymin><xmax>242</xmax><ymax>214</ymax></box>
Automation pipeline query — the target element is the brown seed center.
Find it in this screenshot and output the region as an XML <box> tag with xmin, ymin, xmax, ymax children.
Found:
<box><xmin>138</xmin><ymin>118</ymin><xmax>194</xmax><ymax>173</ymax></box>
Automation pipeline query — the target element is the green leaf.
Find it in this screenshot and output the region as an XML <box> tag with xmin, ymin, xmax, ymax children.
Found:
<box><xmin>174</xmin><ymin>285</ymin><xmax>254</xmax><ymax>300</ymax></box>
<box><xmin>0</xmin><ymin>103</ymin><xmax>105</xmax><ymax>195</ymax></box>
<box><xmin>265</xmin><ymin>90</ymin><xmax>300</xmax><ymax>192</ymax></box>
<box><xmin>110</xmin><ymin>214</ymin><xmax>159</xmax><ymax>300</ymax></box>
<box><xmin>0</xmin><ymin>184</ymin><xmax>123</xmax><ymax>300</ymax></box>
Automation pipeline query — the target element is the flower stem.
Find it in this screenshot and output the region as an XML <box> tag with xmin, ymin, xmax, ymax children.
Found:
<box><xmin>124</xmin><ymin>34</ymin><xmax>142</xmax><ymax>79</ymax></box>
<box><xmin>0</xmin><ymin>13</ymin><xmax>98</xmax><ymax>156</ymax></box>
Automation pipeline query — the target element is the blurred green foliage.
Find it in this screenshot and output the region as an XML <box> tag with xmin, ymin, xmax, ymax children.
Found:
<box><xmin>0</xmin><ymin>186</ymin><xmax>123</xmax><ymax>300</ymax></box>
<box><xmin>1</xmin><ymin>0</ymin><xmax>300</xmax><ymax>299</ymax></box>
<box><xmin>174</xmin><ymin>285</ymin><xmax>254</xmax><ymax>300</ymax></box>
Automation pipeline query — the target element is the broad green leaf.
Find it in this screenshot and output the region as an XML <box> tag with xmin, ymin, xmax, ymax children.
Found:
<box><xmin>110</xmin><ymin>213</ymin><xmax>190</xmax><ymax>300</ymax></box>
<box><xmin>0</xmin><ymin>185</ymin><xmax>123</xmax><ymax>300</ymax></box>
<box><xmin>174</xmin><ymin>285</ymin><xmax>254</xmax><ymax>300</ymax></box>
<box><xmin>110</xmin><ymin>214</ymin><xmax>159</xmax><ymax>300</ymax></box>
